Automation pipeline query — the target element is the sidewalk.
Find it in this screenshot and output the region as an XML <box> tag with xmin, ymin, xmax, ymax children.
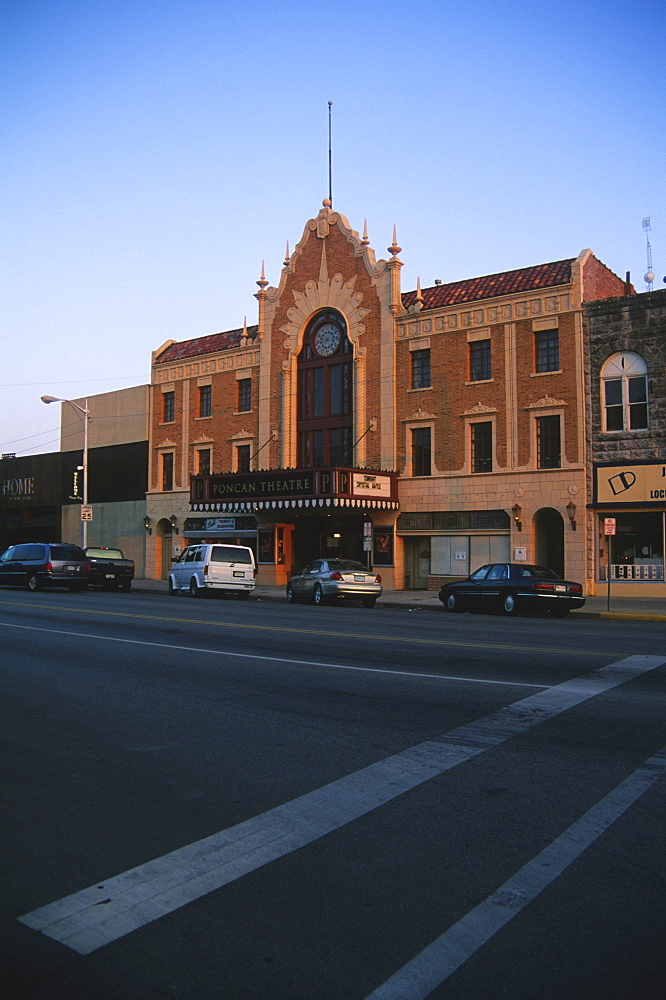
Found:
<box><xmin>131</xmin><ymin>579</ymin><xmax>666</xmax><ymax>621</ymax></box>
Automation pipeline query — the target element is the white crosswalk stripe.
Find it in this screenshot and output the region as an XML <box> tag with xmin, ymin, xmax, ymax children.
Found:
<box><xmin>19</xmin><ymin>654</ymin><xmax>666</xmax><ymax>958</ymax></box>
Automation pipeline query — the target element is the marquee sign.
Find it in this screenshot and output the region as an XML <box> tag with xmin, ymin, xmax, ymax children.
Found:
<box><xmin>190</xmin><ymin>467</ymin><xmax>399</xmax><ymax>512</ymax></box>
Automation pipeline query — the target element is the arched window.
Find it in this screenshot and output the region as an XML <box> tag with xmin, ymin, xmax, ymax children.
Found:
<box><xmin>600</xmin><ymin>352</ymin><xmax>648</xmax><ymax>431</ymax></box>
<box><xmin>297</xmin><ymin>311</ymin><xmax>353</xmax><ymax>468</ymax></box>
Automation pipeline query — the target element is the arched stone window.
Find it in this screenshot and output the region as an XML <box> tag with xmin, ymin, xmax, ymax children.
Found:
<box><xmin>600</xmin><ymin>352</ymin><xmax>648</xmax><ymax>431</ymax></box>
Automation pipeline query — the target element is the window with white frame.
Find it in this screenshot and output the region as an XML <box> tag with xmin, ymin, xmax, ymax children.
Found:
<box><xmin>411</xmin><ymin>348</ymin><xmax>431</xmax><ymax>389</ymax></box>
<box><xmin>196</xmin><ymin>448</ymin><xmax>211</xmax><ymax>476</ymax></box>
<box><xmin>162</xmin><ymin>391</ymin><xmax>175</xmax><ymax>423</ymax></box>
<box><xmin>534</xmin><ymin>328</ymin><xmax>559</xmax><ymax>373</ymax></box>
<box><xmin>236</xmin><ymin>444</ymin><xmax>251</xmax><ymax>473</ymax></box>
<box><xmin>471</xmin><ymin>421</ymin><xmax>492</xmax><ymax>473</ymax></box>
<box><xmin>601</xmin><ymin>352</ymin><xmax>648</xmax><ymax>431</ymax></box>
<box><xmin>161</xmin><ymin>452</ymin><xmax>174</xmax><ymax>491</ymax></box>
<box><xmin>536</xmin><ymin>414</ymin><xmax>561</xmax><ymax>468</ymax></box>
<box><xmin>469</xmin><ymin>339</ymin><xmax>491</xmax><ymax>382</ymax></box>
<box><xmin>199</xmin><ymin>384</ymin><xmax>211</xmax><ymax>418</ymax></box>
<box><xmin>411</xmin><ymin>426</ymin><xmax>431</xmax><ymax>476</ymax></box>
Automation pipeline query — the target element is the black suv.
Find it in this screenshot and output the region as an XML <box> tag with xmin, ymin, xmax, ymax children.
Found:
<box><xmin>0</xmin><ymin>542</ymin><xmax>90</xmax><ymax>591</ymax></box>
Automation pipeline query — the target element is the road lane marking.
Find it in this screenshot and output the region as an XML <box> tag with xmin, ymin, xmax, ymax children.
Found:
<box><xmin>0</xmin><ymin>598</ymin><xmax>608</xmax><ymax>657</ymax></box>
<box><xmin>18</xmin><ymin>654</ymin><xmax>665</xmax><ymax>955</ymax></box>
<box><xmin>363</xmin><ymin>744</ymin><xmax>666</xmax><ymax>999</ymax></box>
<box><xmin>0</xmin><ymin>621</ymin><xmax>545</xmax><ymax>687</ymax></box>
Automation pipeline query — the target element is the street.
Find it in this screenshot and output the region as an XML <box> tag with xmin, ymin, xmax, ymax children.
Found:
<box><xmin>1</xmin><ymin>588</ymin><xmax>665</xmax><ymax>1000</ymax></box>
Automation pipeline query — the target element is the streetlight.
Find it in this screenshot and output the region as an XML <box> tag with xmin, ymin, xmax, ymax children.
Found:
<box><xmin>41</xmin><ymin>395</ymin><xmax>90</xmax><ymax>548</ymax></box>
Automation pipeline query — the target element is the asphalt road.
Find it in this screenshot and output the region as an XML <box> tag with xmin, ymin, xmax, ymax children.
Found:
<box><xmin>1</xmin><ymin>588</ymin><xmax>665</xmax><ymax>1000</ymax></box>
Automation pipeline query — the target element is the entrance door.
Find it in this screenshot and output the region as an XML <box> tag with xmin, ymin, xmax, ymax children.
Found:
<box><xmin>405</xmin><ymin>537</ymin><xmax>431</xmax><ymax>589</ymax></box>
<box><xmin>534</xmin><ymin>507</ymin><xmax>564</xmax><ymax>577</ymax></box>
<box><xmin>157</xmin><ymin>520</ymin><xmax>173</xmax><ymax>579</ymax></box>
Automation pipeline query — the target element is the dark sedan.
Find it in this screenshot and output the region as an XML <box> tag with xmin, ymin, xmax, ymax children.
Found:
<box><xmin>438</xmin><ymin>563</ymin><xmax>585</xmax><ymax>618</ymax></box>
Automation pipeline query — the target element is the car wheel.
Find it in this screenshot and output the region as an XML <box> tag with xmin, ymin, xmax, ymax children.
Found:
<box><xmin>168</xmin><ymin>577</ymin><xmax>178</xmax><ymax>596</ymax></box>
<box><xmin>119</xmin><ymin>582</ymin><xmax>131</xmax><ymax>592</ymax></box>
<box><xmin>446</xmin><ymin>594</ymin><xmax>459</xmax><ymax>613</ymax></box>
<box><xmin>551</xmin><ymin>607</ymin><xmax>569</xmax><ymax>619</ymax></box>
<box><xmin>286</xmin><ymin>583</ymin><xmax>297</xmax><ymax>603</ymax></box>
<box><xmin>238</xmin><ymin>591</ymin><xmax>250</xmax><ymax>601</ymax></box>
<box><xmin>313</xmin><ymin>584</ymin><xmax>325</xmax><ymax>605</ymax></box>
<box><xmin>25</xmin><ymin>573</ymin><xmax>40</xmax><ymax>592</ymax></box>
<box><xmin>502</xmin><ymin>593</ymin><xmax>518</xmax><ymax>615</ymax></box>
<box><xmin>362</xmin><ymin>597</ymin><xmax>376</xmax><ymax>608</ymax></box>
<box><xmin>189</xmin><ymin>577</ymin><xmax>201</xmax><ymax>598</ymax></box>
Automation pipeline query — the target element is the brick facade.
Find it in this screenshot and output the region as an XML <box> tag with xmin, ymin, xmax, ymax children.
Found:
<box><xmin>144</xmin><ymin>203</ymin><xmax>631</xmax><ymax>592</ymax></box>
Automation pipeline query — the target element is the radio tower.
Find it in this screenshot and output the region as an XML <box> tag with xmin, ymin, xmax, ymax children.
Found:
<box><xmin>642</xmin><ymin>217</ymin><xmax>655</xmax><ymax>290</ymax></box>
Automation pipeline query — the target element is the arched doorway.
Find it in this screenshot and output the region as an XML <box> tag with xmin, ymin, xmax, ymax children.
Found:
<box><xmin>534</xmin><ymin>507</ymin><xmax>564</xmax><ymax>577</ymax></box>
<box><xmin>156</xmin><ymin>518</ymin><xmax>174</xmax><ymax>579</ymax></box>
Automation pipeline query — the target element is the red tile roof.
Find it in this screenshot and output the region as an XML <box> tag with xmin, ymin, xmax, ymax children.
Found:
<box><xmin>155</xmin><ymin>325</ymin><xmax>259</xmax><ymax>363</ymax></box>
<box><xmin>402</xmin><ymin>259</ymin><xmax>575</xmax><ymax>311</ymax></box>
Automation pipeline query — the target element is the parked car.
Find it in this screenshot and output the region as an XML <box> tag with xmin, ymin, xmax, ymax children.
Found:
<box><xmin>438</xmin><ymin>563</ymin><xmax>585</xmax><ymax>618</ymax></box>
<box><xmin>287</xmin><ymin>559</ymin><xmax>382</xmax><ymax>607</ymax></box>
<box><xmin>0</xmin><ymin>542</ymin><xmax>90</xmax><ymax>591</ymax></box>
<box><xmin>169</xmin><ymin>543</ymin><xmax>256</xmax><ymax>599</ymax></box>
<box><xmin>85</xmin><ymin>547</ymin><xmax>135</xmax><ymax>591</ymax></box>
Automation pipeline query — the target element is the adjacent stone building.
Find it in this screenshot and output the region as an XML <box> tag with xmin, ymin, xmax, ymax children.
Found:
<box><xmin>585</xmin><ymin>288</ymin><xmax>666</xmax><ymax>595</ymax></box>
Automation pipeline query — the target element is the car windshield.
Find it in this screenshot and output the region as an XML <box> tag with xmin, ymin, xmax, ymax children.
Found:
<box><xmin>326</xmin><ymin>560</ymin><xmax>368</xmax><ymax>572</ymax></box>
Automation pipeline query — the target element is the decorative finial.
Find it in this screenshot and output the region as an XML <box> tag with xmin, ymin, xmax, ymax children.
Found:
<box><xmin>362</xmin><ymin>219</ymin><xmax>369</xmax><ymax>246</ymax></box>
<box><xmin>414</xmin><ymin>277</ymin><xmax>423</xmax><ymax>312</ymax></box>
<box><xmin>283</xmin><ymin>242</ymin><xmax>290</xmax><ymax>268</ymax></box>
<box><xmin>322</xmin><ymin>198</ymin><xmax>332</xmax><ymax>209</ymax></box>
<box><xmin>389</xmin><ymin>225</ymin><xmax>402</xmax><ymax>257</ymax></box>
<box><xmin>256</xmin><ymin>261</ymin><xmax>268</xmax><ymax>290</ymax></box>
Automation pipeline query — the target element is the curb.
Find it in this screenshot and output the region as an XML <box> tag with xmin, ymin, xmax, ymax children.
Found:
<box><xmin>131</xmin><ymin>583</ymin><xmax>665</xmax><ymax>622</ymax></box>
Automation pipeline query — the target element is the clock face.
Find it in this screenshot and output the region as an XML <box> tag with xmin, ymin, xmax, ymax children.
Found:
<box><xmin>314</xmin><ymin>322</ymin><xmax>341</xmax><ymax>357</ymax></box>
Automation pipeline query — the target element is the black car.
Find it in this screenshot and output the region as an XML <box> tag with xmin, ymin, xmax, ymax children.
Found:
<box><xmin>0</xmin><ymin>542</ymin><xmax>90</xmax><ymax>591</ymax></box>
<box><xmin>438</xmin><ymin>563</ymin><xmax>585</xmax><ymax>618</ymax></box>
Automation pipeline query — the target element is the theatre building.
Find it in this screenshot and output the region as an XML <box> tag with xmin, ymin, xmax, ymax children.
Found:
<box><xmin>146</xmin><ymin>201</ymin><xmax>628</xmax><ymax>587</ymax></box>
<box><xmin>585</xmin><ymin>288</ymin><xmax>666</xmax><ymax>596</ymax></box>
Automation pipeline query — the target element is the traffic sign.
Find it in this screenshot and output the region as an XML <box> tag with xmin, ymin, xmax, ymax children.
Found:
<box><xmin>81</xmin><ymin>506</ymin><xmax>93</xmax><ymax>521</ymax></box>
<box><xmin>604</xmin><ymin>518</ymin><xmax>616</xmax><ymax>535</ymax></box>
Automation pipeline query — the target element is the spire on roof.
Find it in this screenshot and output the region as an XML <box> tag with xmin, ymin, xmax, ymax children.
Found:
<box><xmin>256</xmin><ymin>260</ymin><xmax>268</xmax><ymax>291</ymax></box>
<box><xmin>362</xmin><ymin>219</ymin><xmax>369</xmax><ymax>246</ymax></box>
<box><xmin>283</xmin><ymin>241</ymin><xmax>290</xmax><ymax>268</ymax></box>
<box><xmin>414</xmin><ymin>277</ymin><xmax>423</xmax><ymax>312</ymax></box>
<box><xmin>389</xmin><ymin>225</ymin><xmax>402</xmax><ymax>258</ymax></box>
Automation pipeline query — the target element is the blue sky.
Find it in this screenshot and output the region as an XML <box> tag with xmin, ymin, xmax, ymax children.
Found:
<box><xmin>2</xmin><ymin>0</ymin><xmax>664</xmax><ymax>455</ymax></box>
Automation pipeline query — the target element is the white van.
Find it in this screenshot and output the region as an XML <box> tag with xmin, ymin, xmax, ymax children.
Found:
<box><xmin>169</xmin><ymin>543</ymin><xmax>256</xmax><ymax>599</ymax></box>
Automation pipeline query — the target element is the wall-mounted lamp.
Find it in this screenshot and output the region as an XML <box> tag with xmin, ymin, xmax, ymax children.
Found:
<box><xmin>511</xmin><ymin>504</ymin><xmax>522</xmax><ymax>532</ymax></box>
<box><xmin>143</xmin><ymin>515</ymin><xmax>152</xmax><ymax>535</ymax></box>
<box><xmin>566</xmin><ymin>501</ymin><xmax>577</xmax><ymax>531</ymax></box>
<box><xmin>333</xmin><ymin>532</ymin><xmax>341</xmax><ymax>539</ymax></box>
<box><xmin>169</xmin><ymin>514</ymin><xmax>178</xmax><ymax>531</ymax></box>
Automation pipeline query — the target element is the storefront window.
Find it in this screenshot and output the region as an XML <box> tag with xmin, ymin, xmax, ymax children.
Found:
<box><xmin>603</xmin><ymin>512</ymin><xmax>664</xmax><ymax>581</ymax></box>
